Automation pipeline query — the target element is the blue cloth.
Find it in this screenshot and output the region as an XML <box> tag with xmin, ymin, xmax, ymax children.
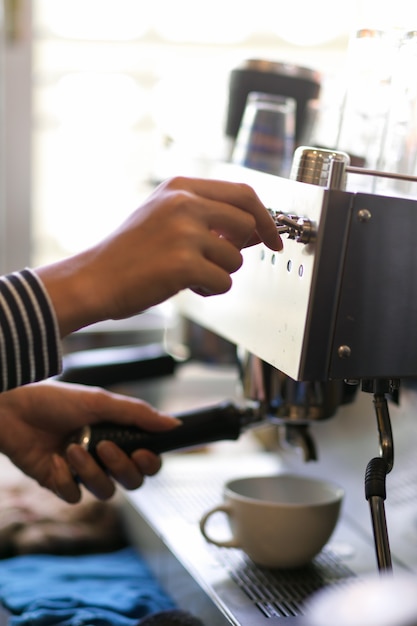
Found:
<box><xmin>0</xmin><ymin>547</ymin><xmax>176</xmax><ymax>625</ymax></box>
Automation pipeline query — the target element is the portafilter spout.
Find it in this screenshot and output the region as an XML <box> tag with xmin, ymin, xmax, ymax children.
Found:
<box><xmin>236</xmin><ymin>349</ymin><xmax>354</xmax><ymax>461</ymax></box>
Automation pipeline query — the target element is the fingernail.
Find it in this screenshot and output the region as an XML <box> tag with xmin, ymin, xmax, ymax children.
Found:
<box><xmin>66</xmin><ymin>443</ymin><xmax>88</xmax><ymax>465</ymax></box>
<box><xmin>51</xmin><ymin>455</ymin><xmax>69</xmax><ymax>500</ymax></box>
<box><xmin>96</xmin><ymin>442</ymin><xmax>119</xmax><ymax>463</ymax></box>
<box><xmin>136</xmin><ymin>454</ymin><xmax>155</xmax><ymax>475</ymax></box>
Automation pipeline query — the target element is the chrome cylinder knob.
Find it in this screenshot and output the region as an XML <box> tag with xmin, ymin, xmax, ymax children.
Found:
<box><xmin>290</xmin><ymin>146</ymin><xmax>350</xmax><ymax>189</ymax></box>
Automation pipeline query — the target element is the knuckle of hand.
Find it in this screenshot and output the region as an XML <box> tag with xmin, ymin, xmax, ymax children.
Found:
<box><xmin>163</xmin><ymin>175</ymin><xmax>189</xmax><ymax>191</ymax></box>
<box><xmin>236</xmin><ymin>181</ymin><xmax>256</xmax><ymax>201</ymax></box>
<box><xmin>169</xmin><ymin>193</ymin><xmax>197</xmax><ymax>219</ymax></box>
<box><xmin>83</xmin><ymin>386</ymin><xmax>112</xmax><ymax>412</ymax></box>
<box><xmin>171</xmin><ymin>246</ymin><xmax>198</xmax><ymax>278</ymax></box>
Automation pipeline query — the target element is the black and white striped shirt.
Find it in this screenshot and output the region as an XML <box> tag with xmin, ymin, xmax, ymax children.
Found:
<box><xmin>0</xmin><ymin>268</ymin><xmax>62</xmax><ymax>391</ymax></box>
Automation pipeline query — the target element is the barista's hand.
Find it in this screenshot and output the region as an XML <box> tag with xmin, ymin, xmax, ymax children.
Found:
<box><xmin>37</xmin><ymin>176</ymin><xmax>282</xmax><ymax>336</ymax></box>
<box><xmin>0</xmin><ymin>380</ymin><xmax>178</xmax><ymax>504</ymax></box>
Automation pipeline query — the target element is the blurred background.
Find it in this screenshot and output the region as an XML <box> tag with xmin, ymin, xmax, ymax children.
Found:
<box><xmin>1</xmin><ymin>0</ymin><xmax>417</xmax><ymax>273</ymax></box>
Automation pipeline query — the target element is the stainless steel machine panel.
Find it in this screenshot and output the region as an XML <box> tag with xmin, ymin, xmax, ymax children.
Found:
<box><xmin>175</xmin><ymin>163</ymin><xmax>417</xmax><ymax>381</ymax></box>
<box><xmin>330</xmin><ymin>191</ymin><xmax>417</xmax><ymax>380</ymax></box>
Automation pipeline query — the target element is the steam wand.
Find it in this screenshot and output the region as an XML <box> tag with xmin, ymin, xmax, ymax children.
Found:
<box><xmin>362</xmin><ymin>379</ymin><xmax>396</xmax><ymax>572</ymax></box>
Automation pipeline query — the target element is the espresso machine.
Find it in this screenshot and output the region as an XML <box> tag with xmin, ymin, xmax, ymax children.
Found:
<box><xmin>77</xmin><ymin>145</ymin><xmax>417</xmax><ymax>581</ymax></box>
<box><xmin>173</xmin><ymin>148</ymin><xmax>417</xmax><ymax>572</ymax></box>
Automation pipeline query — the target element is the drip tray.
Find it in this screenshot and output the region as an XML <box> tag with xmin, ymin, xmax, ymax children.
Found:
<box><xmin>121</xmin><ymin>450</ymin><xmax>382</xmax><ymax>625</ymax></box>
<box><xmin>214</xmin><ymin>546</ymin><xmax>354</xmax><ymax>619</ymax></box>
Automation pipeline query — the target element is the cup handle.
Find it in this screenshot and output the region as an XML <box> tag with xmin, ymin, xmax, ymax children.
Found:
<box><xmin>199</xmin><ymin>504</ymin><xmax>240</xmax><ymax>548</ymax></box>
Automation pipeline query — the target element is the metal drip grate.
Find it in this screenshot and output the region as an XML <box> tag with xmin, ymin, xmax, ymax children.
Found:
<box><xmin>214</xmin><ymin>544</ymin><xmax>355</xmax><ymax>618</ymax></box>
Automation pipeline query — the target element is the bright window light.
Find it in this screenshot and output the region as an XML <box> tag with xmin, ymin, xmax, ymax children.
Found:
<box><xmin>52</xmin><ymin>73</ymin><xmax>147</xmax><ymax>127</ymax></box>
<box><xmin>35</xmin><ymin>0</ymin><xmax>152</xmax><ymax>40</ymax></box>
<box><xmin>32</xmin><ymin>0</ymin><xmax>356</xmax><ymax>266</ymax></box>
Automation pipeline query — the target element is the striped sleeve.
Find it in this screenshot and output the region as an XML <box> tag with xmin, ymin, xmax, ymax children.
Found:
<box><xmin>0</xmin><ymin>268</ymin><xmax>63</xmax><ymax>391</ymax></box>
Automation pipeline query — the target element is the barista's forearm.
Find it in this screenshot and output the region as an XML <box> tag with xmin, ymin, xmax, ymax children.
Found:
<box><xmin>35</xmin><ymin>249</ymin><xmax>107</xmax><ymax>338</ymax></box>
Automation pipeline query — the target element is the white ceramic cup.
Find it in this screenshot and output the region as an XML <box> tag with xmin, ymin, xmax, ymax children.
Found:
<box><xmin>199</xmin><ymin>473</ymin><xmax>344</xmax><ymax>569</ymax></box>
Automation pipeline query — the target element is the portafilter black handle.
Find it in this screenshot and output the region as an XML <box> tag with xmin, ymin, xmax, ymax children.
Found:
<box><xmin>74</xmin><ymin>400</ymin><xmax>263</xmax><ymax>464</ymax></box>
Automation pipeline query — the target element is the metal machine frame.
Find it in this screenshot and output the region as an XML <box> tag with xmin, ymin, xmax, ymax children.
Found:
<box><xmin>176</xmin><ymin>163</ymin><xmax>417</xmax><ymax>382</ymax></box>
